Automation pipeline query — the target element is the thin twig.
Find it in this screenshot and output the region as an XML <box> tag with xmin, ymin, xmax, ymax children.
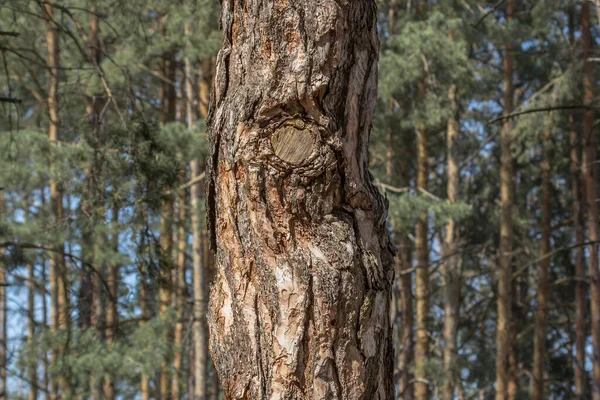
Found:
<box><xmin>488</xmin><ymin>104</ymin><xmax>594</xmax><ymax>124</ymax></box>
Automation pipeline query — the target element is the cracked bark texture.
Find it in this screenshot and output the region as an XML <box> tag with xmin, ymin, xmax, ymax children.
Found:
<box><xmin>206</xmin><ymin>1</ymin><xmax>395</xmax><ymax>399</ymax></box>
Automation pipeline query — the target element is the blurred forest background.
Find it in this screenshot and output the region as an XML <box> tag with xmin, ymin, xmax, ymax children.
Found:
<box><xmin>1</xmin><ymin>0</ymin><xmax>599</xmax><ymax>399</ymax></box>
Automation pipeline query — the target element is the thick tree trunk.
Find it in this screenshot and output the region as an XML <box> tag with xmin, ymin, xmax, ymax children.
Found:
<box><xmin>495</xmin><ymin>1</ymin><xmax>515</xmax><ymax>399</ymax></box>
<box><xmin>442</xmin><ymin>83</ymin><xmax>461</xmax><ymax>400</ymax></box>
<box><xmin>582</xmin><ymin>3</ymin><xmax>600</xmax><ymax>399</ymax></box>
<box><xmin>206</xmin><ymin>1</ymin><xmax>395</xmax><ymax>398</ymax></box>
<box><xmin>185</xmin><ymin>25</ymin><xmax>210</xmax><ymax>398</ymax></box>
<box><xmin>532</xmin><ymin>128</ymin><xmax>552</xmax><ymax>400</ymax></box>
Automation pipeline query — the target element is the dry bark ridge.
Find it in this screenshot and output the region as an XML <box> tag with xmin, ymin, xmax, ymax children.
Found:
<box><xmin>206</xmin><ymin>0</ymin><xmax>395</xmax><ymax>398</ymax></box>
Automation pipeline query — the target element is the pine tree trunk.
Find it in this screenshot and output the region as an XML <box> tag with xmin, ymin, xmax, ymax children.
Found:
<box><xmin>173</xmin><ymin>193</ymin><xmax>187</xmax><ymax>399</ymax></box>
<box><xmin>139</xmin><ymin>234</ymin><xmax>151</xmax><ymax>400</ymax></box>
<box><xmin>569</xmin><ymin>11</ymin><xmax>586</xmax><ymax>398</ymax></box>
<box><xmin>442</xmin><ymin>83</ymin><xmax>461</xmax><ymax>400</ymax></box>
<box><xmin>415</xmin><ymin>117</ymin><xmax>430</xmax><ymax>400</ymax></box>
<box><xmin>185</xmin><ymin>26</ymin><xmax>210</xmax><ymax>398</ymax></box>
<box><xmin>532</xmin><ymin>128</ymin><xmax>552</xmax><ymax>400</ymax></box>
<box><xmin>43</xmin><ymin>4</ymin><xmax>72</xmax><ymax>397</ymax></box>
<box><xmin>103</xmin><ymin>208</ymin><xmax>119</xmax><ymax>400</ymax></box>
<box><xmin>582</xmin><ymin>3</ymin><xmax>600</xmax><ymax>399</ymax></box>
<box><xmin>495</xmin><ymin>1</ymin><xmax>515</xmax><ymax>399</ymax></box>
<box><xmin>28</xmin><ymin>260</ymin><xmax>37</xmax><ymax>400</ymax></box>
<box><xmin>0</xmin><ymin>194</ymin><xmax>6</xmax><ymax>399</ymax></box>
<box><xmin>206</xmin><ymin>1</ymin><xmax>395</xmax><ymax>398</ymax></box>
<box><xmin>159</xmin><ymin>48</ymin><xmax>177</xmax><ymax>400</ymax></box>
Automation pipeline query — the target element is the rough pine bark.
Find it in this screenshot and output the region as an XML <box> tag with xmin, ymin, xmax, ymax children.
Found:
<box><xmin>495</xmin><ymin>1</ymin><xmax>515</xmax><ymax>398</ymax></box>
<box><xmin>582</xmin><ymin>3</ymin><xmax>600</xmax><ymax>399</ymax></box>
<box><xmin>442</xmin><ymin>83</ymin><xmax>461</xmax><ymax>400</ymax></box>
<box><xmin>206</xmin><ymin>0</ymin><xmax>395</xmax><ymax>398</ymax></box>
<box><xmin>532</xmin><ymin>128</ymin><xmax>551</xmax><ymax>400</ymax></box>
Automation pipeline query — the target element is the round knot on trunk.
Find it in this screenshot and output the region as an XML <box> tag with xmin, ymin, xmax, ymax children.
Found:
<box><xmin>271</xmin><ymin>121</ymin><xmax>315</xmax><ymax>165</ymax></box>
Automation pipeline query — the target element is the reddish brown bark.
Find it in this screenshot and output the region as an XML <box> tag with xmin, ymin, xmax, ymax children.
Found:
<box><xmin>442</xmin><ymin>83</ymin><xmax>461</xmax><ymax>400</ymax></box>
<box><xmin>495</xmin><ymin>1</ymin><xmax>515</xmax><ymax>399</ymax></box>
<box><xmin>582</xmin><ymin>2</ymin><xmax>600</xmax><ymax>399</ymax></box>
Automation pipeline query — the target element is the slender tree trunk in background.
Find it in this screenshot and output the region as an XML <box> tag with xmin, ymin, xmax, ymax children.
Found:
<box><xmin>0</xmin><ymin>194</ymin><xmax>6</xmax><ymax>398</ymax></box>
<box><xmin>495</xmin><ymin>1</ymin><xmax>515</xmax><ymax>399</ymax></box>
<box><xmin>90</xmin><ymin>242</ymin><xmax>104</xmax><ymax>400</ymax></box>
<box><xmin>532</xmin><ymin>128</ymin><xmax>552</xmax><ymax>400</ymax></box>
<box><xmin>185</xmin><ymin>24</ymin><xmax>209</xmax><ymax>398</ymax></box>
<box><xmin>415</xmin><ymin>106</ymin><xmax>430</xmax><ymax>400</ymax></box>
<box><xmin>206</xmin><ymin>0</ymin><xmax>394</xmax><ymax>398</ymax></box>
<box><xmin>40</xmin><ymin>185</ymin><xmax>49</xmax><ymax>400</ymax></box>
<box><xmin>197</xmin><ymin>59</ymin><xmax>211</xmax><ymax>120</ymax></box>
<box><xmin>414</xmin><ymin>2</ymin><xmax>429</xmax><ymax>398</ymax></box>
<box><xmin>103</xmin><ymin>209</ymin><xmax>119</xmax><ymax>400</ymax></box>
<box><xmin>172</xmin><ymin>194</ymin><xmax>187</xmax><ymax>399</ymax></box>
<box><xmin>28</xmin><ymin>260</ymin><xmax>38</xmax><ymax>400</ymax></box>
<box><xmin>582</xmin><ymin>3</ymin><xmax>600</xmax><ymax>398</ymax></box>
<box><xmin>397</xmin><ymin>231</ymin><xmax>414</xmax><ymax>400</ymax></box>
<box><xmin>567</xmin><ymin>8</ymin><xmax>587</xmax><ymax>398</ymax></box>
<box><xmin>158</xmin><ymin>48</ymin><xmax>177</xmax><ymax>400</ymax></box>
<box><xmin>139</xmin><ymin>235</ymin><xmax>151</xmax><ymax>400</ymax></box>
<box><xmin>386</xmin><ymin>7</ymin><xmax>414</xmax><ymax>398</ymax></box>
<box><xmin>43</xmin><ymin>4</ymin><xmax>71</xmax><ymax>397</ymax></box>
<box><xmin>442</xmin><ymin>83</ymin><xmax>461</xmax><ymax>400</ymax></box>
<box><xmin>394</xmin><ymin>138</ymin><xmax>414</xmax><ymax>400</ymax></box>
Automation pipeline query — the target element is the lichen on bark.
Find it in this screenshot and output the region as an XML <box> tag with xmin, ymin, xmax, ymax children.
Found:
<box><xmin>206</xmin><ymin>1</ymin><xmax>395</xmax><ymax>398</ymax></box>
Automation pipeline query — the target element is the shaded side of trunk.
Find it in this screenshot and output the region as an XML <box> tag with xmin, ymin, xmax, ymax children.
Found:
<box><xmin>532</xmin><ymin>128</ymin><xmax>552</xmax><ymax>400</ymax></box>
<box><xmin>442</xmin><ymin>83</ymin><xmax>461</xmax><ymax>400</ymax></box>
<box><xmin>582</xmin><ymin>3</ymin><xmax>600</xmax><ymax>399</ymax></box>
<box><xmin>206</xmin><ymin>1</ymin><xmax>395</xmax><ymax>398</ymax></box>
<box><xmin>495</xmin><ymin>1</ymin><xmax>515</xmax><ymax>399</ymax></box>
